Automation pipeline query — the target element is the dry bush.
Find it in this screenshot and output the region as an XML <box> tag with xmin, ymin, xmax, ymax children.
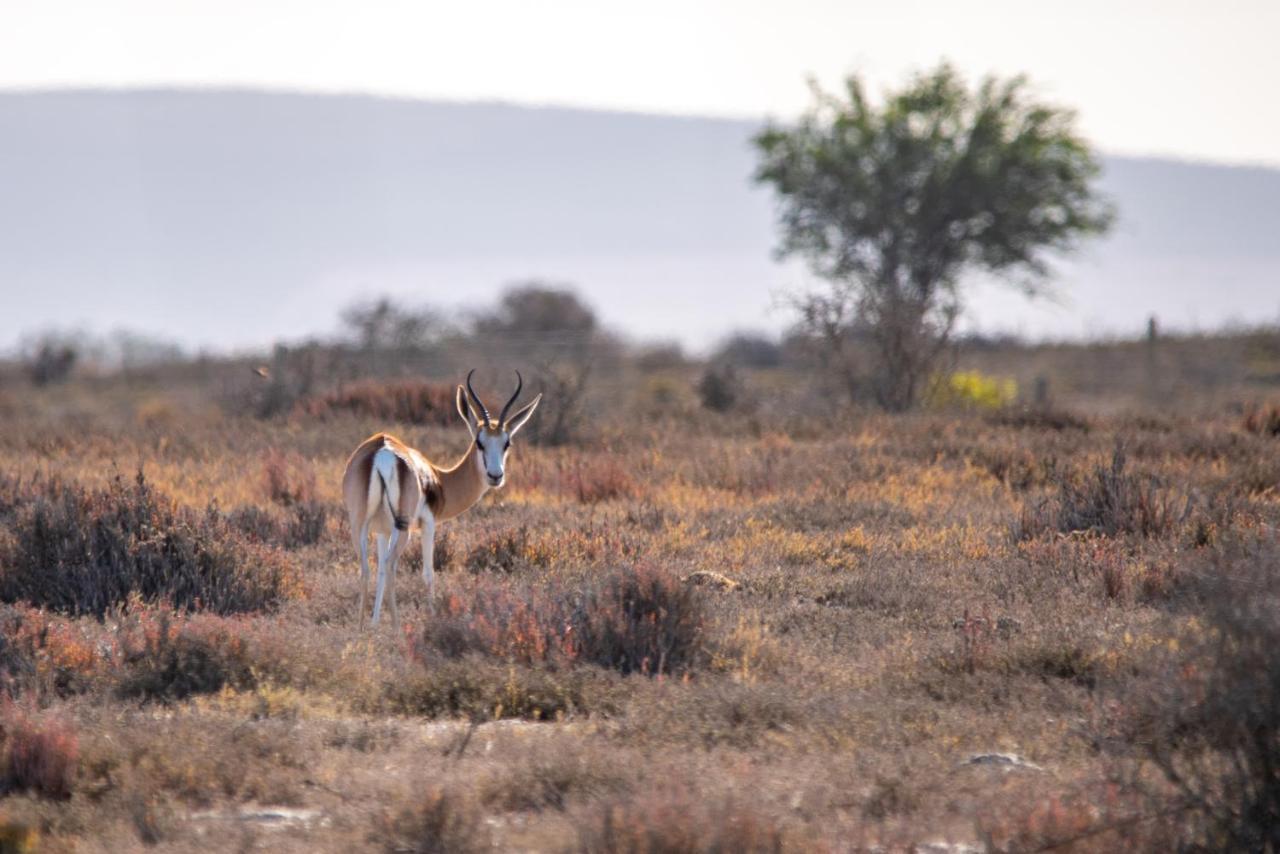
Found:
<box><xmin>84</xmin><ymin>712</ymin><xmax>311</xmax><ymax>808</ymax></box>
<box><xmin>1135</xmin><ymin>537</ymin><xmax>1280</xmax><ymax>850</ymax></box>
<box><xmin>375</xmin><ymin>785</ymin><xmax>488</xmax><ymax>854</ymax></box>
<box><xmin>579</xmin><ymin>787</ymin><xmax>795</xmax><ymax>854</ymax></box>
<box><xmin>0</xmin><ymin>473</ymin><xmax>299</xmax><ymax>616</ymax></box>
<box><xmin>620</xmin><ymin>679</ymin><xmax>808</xmax><ymax>750</ymax></box>
<box><xmin>696</xmin><ymin>363</ymin><xmax>742</xmax><ymax>412</ymax></box>
<box><xmin>970</xmin><ymin>445</ymin><xmax>1060</xmax><ymax>491</ymax></box>
<box><xmin>416</xmin><ymin>566</ymin><xmax>706</xmax><ymax>679</ymax></box>
<box><xmin>0</xmin><ymin>611</ymin><xmax>39</xmax><ymax>697</ymax></box>
<box><xmin>1243</xmin><ymin>402</ymin><xmax>1280</xmax><ymax>437</ymax></box>
<box><xmin>477</xmin><ymin>741</ymin><xmax>630</xmax><ymax>812</ymax></box>
<box><xmin>116</xmin><ymin>614</ymin><xmax>256</xmax><ymax>702</ymax></box>
<box><xmin>0</xmin><ymin>605</ymin><xmax>115</xmax><ymax>699</ymax></box>
<box><xmin>228</xmin><ymin>502</ymin><xmax>329</xmax><ymax>549</ymax></box>
<box><xmin>292</xmin><ymin>379</ymin><xmax>456</xmax><ymax>425</ymax></box>
<box><xmin>573</xmin><ymin>565</ymin><xmax>707</xmax><ymax>677</ymax></box>
<box><xmin>975</xmin><ymin>785</ymin><xmax>1186</xmax><ymax>853</ymax></box>
<box><xmin>1016</xmin><ymin>447</ymin><xmax>1191</xmax><ymax>540</ymax></box>
<box><xmin>463</xmin><ymin>525</ymin><xmax>550</xmax><ymax>574</ymax></box>
<box><xmin>560</xmin><ymin>456</ymin><xmax>637</xmax><ymax>504</ymax></box>
<box><xmin>421</xmin><ymin>578</ymin><xmax>574</xmax><ymax>665</ymax></box>
<box><xmin>261</xmin><ymin>448</ymin><xmax>317</xmax><ymax>507</ymax></box>
<box><xmin>24</xmin><ymin>338</ymin><xmax>77</xmax><ymax>386</ymax></box>
<box><xmin>1</xmin><ymin>705</ymin><xmax>78</xmax><ymax>799</ymax></box>
<box><xmin>1233</xmin><ymin>448</ymin><xmax>1280</xmax><ymax>497</ymax></box>
<box><xmin>383</xmin><ymin>657</ymin><xmax>616</xmax><ymax>722</ymax></box>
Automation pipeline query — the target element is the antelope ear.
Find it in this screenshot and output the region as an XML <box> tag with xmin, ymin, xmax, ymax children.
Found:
<box><xmin>456</xmin><ymin>386</ymin><xmax>478</xmax><ymax>437</ymax></box>
<box><xmin>505</xmin><ymin>393</ymin><xmax>542</xmax><ymax>437</ymax></box>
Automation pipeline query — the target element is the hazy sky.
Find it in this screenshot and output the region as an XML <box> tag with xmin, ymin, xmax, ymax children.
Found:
<box><xmin>5</xmin><ymin>0</ymin><xmax>1279</xmax><ymax>166</ymax></box>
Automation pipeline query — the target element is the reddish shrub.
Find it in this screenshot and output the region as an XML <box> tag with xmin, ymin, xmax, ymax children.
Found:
<box><xmin>2</xmin><ymin>706</ymin><xmax>78</xmax><ymax>799</ymax></box>
<box><xmin>420</xmin><ymin>580</ymin><xmax>574</xmax><ymax>666</ymax></box>
<box><xmin>417</xmin><ymin>566</ymin><xmax>706</xmax><ymax>677</ymax></box>
<box><xmin>1243</xmin><ymin>403</ymin><xmax>1280</xmax><ymax>437</ymax></box>
<box><xmin>117</xmin><ymin>613</ymin><xmax>257</xmax><ymax>702</ymax></box>
<box><xmin>573</xmin><ymin>565</ymin><xmax>706</xmax><ymax>677</ymax></box>
<box><xmin>292</xmin><ymin>379</ymin><xmax>456</xmax><ymax>426</ymax></box>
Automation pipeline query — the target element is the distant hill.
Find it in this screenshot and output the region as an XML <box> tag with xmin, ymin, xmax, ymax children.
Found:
<box><xmin>1</xmin><ymin>89</ymin><xmax>1277</xmax><ymax>352</ymax></box>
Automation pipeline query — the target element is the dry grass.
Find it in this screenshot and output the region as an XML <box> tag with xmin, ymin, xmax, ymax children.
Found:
<box><xmin>0</xmin><ymin>364</ymin><xmax>1277</xmax><ymax>850</ymax></box>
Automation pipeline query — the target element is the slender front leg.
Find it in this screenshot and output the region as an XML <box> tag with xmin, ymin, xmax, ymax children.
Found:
<box><xmin>372</xmin><ymin>531</ymin><xmax>396</xmax><ymax>625</ymax></box>
<box><xmin>357</xmin><ymin>520</ymin><xmax>372</xmax><ymax>630</ymax></box>
<box><xmin>420</xmin><ymin>512</ymin><xmax>437</xmax><ymax>612</ymax></box>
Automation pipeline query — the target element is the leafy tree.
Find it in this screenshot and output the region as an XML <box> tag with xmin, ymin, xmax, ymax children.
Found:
<box><xmin>475</xmin><ymin>283</ymin><xmax>605</xmax><ymax>445</ymax></box>
<box><xmin>474</xmin><ymin>284</ymin><xmax>597</xmax><ymax>337</ymax></box>
<box><xmin>341</xmin><ymin>297</ymin><xmax>441</xmax><ymax>351</ymax></box>
<box><xmin>712</xmin><ymin>331</ymin><xmax>783</xmax><ymax>370</ymax></box>
<box><xmin>754</xmin><ymin>64</ymin><xmax>1113</xmax><ymax>410</ymax></box>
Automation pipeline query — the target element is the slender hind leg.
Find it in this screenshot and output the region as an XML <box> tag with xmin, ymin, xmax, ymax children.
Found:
<box><xmin>372</xmin><ymin>532</ymin><xmax>394</xmax><ymax>625</ymax></box>
<box><xmin>357</xmin><ymin>520</ymin><xmax>372</xmax><ymax>630</ymax></box>
<box><xmin>388</xmin><ymin>533</ymin><xmax>412</xmax><ymax>633</ymax></box>
<box><xmin>420</xmin><ymin>512</ymin><xmax>437</xmax><ymax>613</ymax></box>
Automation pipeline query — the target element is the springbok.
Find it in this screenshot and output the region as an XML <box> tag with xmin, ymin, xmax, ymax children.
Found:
<box><xmin>341</xmin><ymin>371</ymin><xmax>541</xmax><ymax>628</ymax></box>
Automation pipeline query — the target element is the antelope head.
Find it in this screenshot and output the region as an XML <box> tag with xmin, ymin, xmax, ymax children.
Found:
<box><xmin>456</xmin><ymin>370</ymin><xmax>542</xmax><ymax>489</ymax></box>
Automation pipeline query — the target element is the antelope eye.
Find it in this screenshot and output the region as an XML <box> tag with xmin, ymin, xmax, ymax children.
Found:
<box><xmin>476</xmin><ymin>439</ymin><xmax>485</xmax><ymax>451</ymax></box>
<box><xmin>503</xmin><ymin>441</ymin><xmax>510</xmax><ymax>451</ymax></box>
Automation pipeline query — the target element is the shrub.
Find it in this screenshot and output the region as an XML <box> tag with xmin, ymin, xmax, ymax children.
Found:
<box><xmin>1016</xmin><ymin>446</ymin><xmax>1191</xmax><ymax>540</ymax></box>
<box><xmin>927</xmin><ymin>370</ymin><xmax>1017</xmax><ymax>411</ymax></box>
<box><xmin>0</xmin><ymin>473</ymin><xmax>299</xmax><ymax>617</ymax></box>
<box><xmin>416</xmin><ymin>566</ymin><xmax>707</xmax><ymax>678</ymax></box>
<box><xmin>292</xmin><ymin>379</ymin><xmax>456</xmax><ymax>425</ymax></box>
<box><xmin>117</xmin><ymin>614</ymin><xmax>256</xmax><ymax>702</ymax></box>
<box><xmin>463</xmin><ymin>526</ymin><xmax>550</xmax><ymax>574</ymax></box>
<box><xmin>1138</xmin><ymin>538</ymin><xmax>1280</xmax><ymax>850</ymax></box>
<box><xmin>261</xmin><ymin>449</ymin><xmax>317</xmax><ymax>507</ymax></box>
<box><xmin>573</xmin><ymin>565</ymin><xmax>707</xmax><ymax>677</ymax></box>
<box><xmin>1243</xmin><ymin>402</ymin><xmax>1280</xmax><ymax>437</ymax></box>
<box><xmin>228</xmin><ymin>502</ymin><xmax>329</xmax><ymax>549</ymax></box>
<box><xmin>375</xmin><ymin>786</ymin><xmax>488</xmax><ymax>854</ymax></box>
<box><xmin>560</xmin><ymin>456</ymin><xmax>637</xmax><ymax>504</ymax></box>
<box><xmin>384</xmin><ymin>657</ymin><xmax>612</xmax><ymax>721</ymax></box>
<box><xmin>420</xmin><ymin>580</ymin><xmax>574</xmax><ymax>665</ymax></box>
<box><xmin>478</xmin><ymin>742</ymin><xmax>629</xmax><ymax>812</ymax></box>
<box><xmin>1</xmin><ymin>706</ymin><xmax>78</xmax><ymax>799</ymax></box>
<box><xmin>696</xmin><ymin>363</ymin><xmax>741</xmax><ymax>412</ymax></box>
<box><xmin>24</xmin><ymin>337</ymin><xmax>77</xmax><ymax>386</ymax></box>
<box><xmin>580</xmin><ymin>788</ymin><xmax>793</xmax><ymax>854</ymax></box>
<box><xmin>712</xmin><ymin>332</ymin><xmax>783</xmax><ymax>369</ymax></box>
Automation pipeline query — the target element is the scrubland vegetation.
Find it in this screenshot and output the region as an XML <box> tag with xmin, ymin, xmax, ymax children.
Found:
<box><xmin>0</xmin><ymin>323</ymin><xmax>1278</xmax><ymax>852</ymax></box>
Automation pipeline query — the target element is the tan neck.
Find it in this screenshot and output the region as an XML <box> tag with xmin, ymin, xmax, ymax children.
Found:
<box><xmin>432</xmin><ymin>446</ymin><xmax>488</xmax><ymax>522</ymax></box>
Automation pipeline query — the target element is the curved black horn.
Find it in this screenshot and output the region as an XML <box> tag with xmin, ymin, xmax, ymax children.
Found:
<box><xmin>465</xmin><ymin>369</ymin><xmax>491</xmax><ymax>424</ymax></box>
<box><xmin>498</xmin><ymin>370</ymin><xmax>523</xmax><ymax>427</ymax></box>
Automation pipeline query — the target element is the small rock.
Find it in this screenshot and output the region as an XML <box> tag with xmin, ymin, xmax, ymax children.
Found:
<box><xmin>189</xmin><ymin>806</ymin><xmax>327</xmax><ymax>831</ymax></box>
<box><xmin>914</xmin><ymin>842</ymin><xmax>985</xmax><ymax>854</ymax></box>
<box><xmin>959</xmin><ymin>752</ymin><xmax>1044</xmax><ymax>772</ymax></box>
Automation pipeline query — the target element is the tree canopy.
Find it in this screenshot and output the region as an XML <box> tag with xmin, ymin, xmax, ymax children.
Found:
<box><xmin>754</xmin><ymin>63</ymin><xmax>1114</xmax><ymax>409</ymax></box>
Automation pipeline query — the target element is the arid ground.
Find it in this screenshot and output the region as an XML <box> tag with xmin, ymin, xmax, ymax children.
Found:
<box><xmin>0</xmin><ymin>344</ymin><xmax>1277</xmax><ymax>852</ymax></box>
